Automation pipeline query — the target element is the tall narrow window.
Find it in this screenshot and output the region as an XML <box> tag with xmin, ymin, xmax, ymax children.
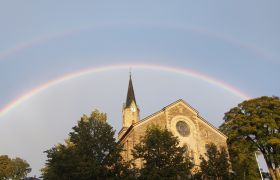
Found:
<box><xmin>205</xmin><ymin>144</ymin><xmax>210</xmax><ymax>152</ymax></box>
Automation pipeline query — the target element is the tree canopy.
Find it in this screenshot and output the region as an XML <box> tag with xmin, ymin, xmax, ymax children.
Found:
<box><xmin>0</xmin><ymin>155</ymin><xmax>31</xmax><ymax>180</ymax></box>
<box><xmin>223</xmin><ymin>138</ymin><xmax>260</xmax><ymax>180</ymax></box>
<box><xmin>132</xmin><ymin>125</ymin><xmax>193</xmax><ymax>179</ymax></box>
<box><xmin>42</xmin><ymin>110</ymin><xmax>130</xmax><ymax>180</ymax></box>
<box><xmin>220</xmin><ymin>96</ymin><xmax>280</xmax><ymax>180</ymax></box>
<box><xmin>198</xmin><ymin>143</ymin><xmax>231</xmax><ymax>180</ymax></box>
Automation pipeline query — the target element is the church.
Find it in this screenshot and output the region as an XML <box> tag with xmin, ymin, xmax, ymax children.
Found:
<box><xmin>118</xmin><ymin>75</ymin><xmax>228</xmax><ymax>172</ymax></box>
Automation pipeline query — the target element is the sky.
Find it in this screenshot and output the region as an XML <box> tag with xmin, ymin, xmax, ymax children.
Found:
<box><xmin>0</xmin><ymin>1</ymin><xmax>279</xmax><ymax>177</ymax></box>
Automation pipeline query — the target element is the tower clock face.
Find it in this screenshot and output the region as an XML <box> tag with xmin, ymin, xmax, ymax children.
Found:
<box><xmin>176</xmin><ymin>121</ymin><xmax>190</xmax><ymax>137</ymax></box>
<box><xmin>130</xmin><ymin>107</ymin><xmax>136</xmax><ymax>112</ymax></box>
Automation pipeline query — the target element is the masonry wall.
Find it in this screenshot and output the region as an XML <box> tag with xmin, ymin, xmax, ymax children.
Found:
<box><xmin>119</xmin><ymin>101</ymin><xmax>228</xmax><ymax>172</ymax></box>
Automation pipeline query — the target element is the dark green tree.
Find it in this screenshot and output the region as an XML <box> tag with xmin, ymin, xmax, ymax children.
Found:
<box><xmin>222</xmin><ymin>137</ymin><xmax>260</xmax><ymax>180</ymax></box>
<box><xmin>0</xmin><ymin>155</ymin><xmax>31</xmax><ymax>180</ymax></box>
<box><xmin>42</xmin><ymin>110</ymin><xmax>131</xmax><ymax>180</ymax></box>
<box><xmin>41</xmin><ymin>144</ymin><xmax>78</xmax><ymax>179</ymax></box>
<box><xmin>198</xmin><ymin>143</ymin><xmax>230</xmax><ymax>180</ymax></box>
<box><xmin>220</xmin><ymin>96</ymin><xmax>280</xmax><ymax>180</ymax></box>
<box><xmin>132</xmin><ymin>125</ymin><xmax>193</xmax><ymax>180</ymax></box>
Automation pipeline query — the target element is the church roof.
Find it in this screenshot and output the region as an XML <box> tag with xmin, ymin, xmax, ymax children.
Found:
<box><xmin>119</xmin><ymin>99</ymin><xmax>227</xmax><ymax>142</ymax></box>
<box><xmin>125</xmin><ymin>75</ymin><xmax>137</xmax><ymax>108</ymax></box>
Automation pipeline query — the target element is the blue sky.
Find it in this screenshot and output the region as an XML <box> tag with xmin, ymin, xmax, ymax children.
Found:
<box><xmin>0</xmin><ymin>1</ymin><xmax>279</xmax><ymax>176</ymax></box>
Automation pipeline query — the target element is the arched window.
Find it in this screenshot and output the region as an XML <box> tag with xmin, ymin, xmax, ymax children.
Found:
<box><xmin>126</xmin><ymin>140</ymin><xmax>129</xmax><ymax>159</ymax></box>
<box><xmin>205</xmin><ymin>144</ymin><xmax>210</xmax><ymax>152</ymax></box>
<box><xmin>183</xmin><ymin>144</ymin><xmax>189</xmax><ymax>157</ymax></box>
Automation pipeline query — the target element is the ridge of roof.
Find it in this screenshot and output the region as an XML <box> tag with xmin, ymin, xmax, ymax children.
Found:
<box><xmin>118</xmin><ymin>99</ymin><xmax>227</xmax><ymax>141</ymax></box>
<box><xmin>135</xmin><ymin>99</ymin><xmax>198</xmax><ymax>125</ymax></box>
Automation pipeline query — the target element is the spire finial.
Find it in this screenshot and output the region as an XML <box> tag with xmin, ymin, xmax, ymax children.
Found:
<box><xmin>129</xmin><ymin>67</ymin><xmax>132</xmax><ymax>79</ymax></box>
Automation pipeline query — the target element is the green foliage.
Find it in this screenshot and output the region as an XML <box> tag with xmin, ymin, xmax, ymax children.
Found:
<box><xmin>224</xmin><ymin>138</ymin><xmax>260</xmax><ymax>180</ymax></box>
<box><xmin>42</xmin><ymin>110</ymin><xmax>130</xmax><ymax>180</ymax></box>
<box><xmin>132</xmin><ymin>125</ymin><xmax>194</xmax><ymax>180</ymax></box>
<box><xmin>220</xmin><ymin>96</ymin><xmax>280</xmax><ymax>180</ymax></box>
<box><xmin>198</xmin><ymin>143</ymin><xmax>230</xmax><ymax>180</ymax></box>
<box><xmin>0</xmin><ymin>155</ymin><xmax>31</xmax><ymax>180</ymax></box>
<box><xmin>41</xmin><ymin>145</ymin><xmax>78</xmax><ymax>179</ymax></box>
<box><xmin>0</xmin><ymin>155</ymin><xmax>10</xmax><ymax>180</ymax></box>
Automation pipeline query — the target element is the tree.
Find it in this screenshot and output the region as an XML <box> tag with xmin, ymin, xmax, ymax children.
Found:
<box><xmin>41</xmin><ymin>144</ymin><xmax>78</xmax><ymax>179</ymax></box>
<box><xmin>42</xmin><ymin>110</ymin><xmax>130</xmax><ymax>180</ymax></box>
<box><xmin>220</xmin><ymin>96</ymin><xmax>280</xmax><ymax>180</ymax></box>
<box><xmin>224</xmin><ymin>138</ymin><xmax>260</xmax><ymax>180</ymax></box>
<box><xmin>0</xmin><ymin>155</ymin><xmax>10</xmax><ymax>180</ymax></box>
<box><xmin>0</xmin><ymin>155</ymin><xmax>31</xmax><ymax>180</ymax></box>
<box><xmin>8</xmin><ymin>157</ymin><xmax>31</xmax><ymax>180</ymax></box>
<box><xmin>198</xmin><ymin>143</ymin><xmax>230</xmax><ymax>180</ymax></box>
<box><xmin>132</xmin><ymin>125</ymin><xmax>194</xmax><ymax>179</ymax></box>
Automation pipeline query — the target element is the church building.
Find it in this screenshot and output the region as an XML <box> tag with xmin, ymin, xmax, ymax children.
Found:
<box><xmin>118</xmin><ymin>75</ymin><xmax>228</xmax><ymax>171</ymax></box>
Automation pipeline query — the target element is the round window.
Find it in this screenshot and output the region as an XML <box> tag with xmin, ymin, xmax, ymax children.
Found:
<box><xmin>176</xmin><ymin>121</ymin><xmax>190</xmax><ymax>137</ymax></box>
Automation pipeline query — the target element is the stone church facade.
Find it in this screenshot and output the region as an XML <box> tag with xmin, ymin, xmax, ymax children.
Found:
<box><xmin>118</xmin><ymin>75</ymin><xmax>228</xmax><ymax>172</ymax></box>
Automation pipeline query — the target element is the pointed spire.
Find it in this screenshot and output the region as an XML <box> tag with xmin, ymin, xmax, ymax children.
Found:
<box><xmin>125</xmin><ymin>72</ymin><xmax>137</xmax><ymax>108</ymax></box>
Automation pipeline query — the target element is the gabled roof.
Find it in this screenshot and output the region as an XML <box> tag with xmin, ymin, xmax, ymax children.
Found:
<box><xmin>119</xmin><ymin>99</ymin><xmax>227</xmax><ymax>142</ymax></box>
<box><xmin>134</xmin><ymin>99</ymin><xmax>197</xmax><ymax>126</ymax></box>
<box><xmin>125</xmin><ymin>75</ymin><xmax>137</xmax><ymax>108</ymax></box>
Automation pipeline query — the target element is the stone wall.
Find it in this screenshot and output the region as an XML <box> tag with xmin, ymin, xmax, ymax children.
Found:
<box><xmin>119</xmin><ymin>100</ymin><xmax>228</xmax><ymax>171</ymax></box>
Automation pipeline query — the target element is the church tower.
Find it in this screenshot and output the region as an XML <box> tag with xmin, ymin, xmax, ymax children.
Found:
<box><xmin>122</xmin><ymin>74</ymin><xmax>140</xmax><ymax>127</ymax></box>
<box><xmin>119</xmin><ymin>74</ymin><xmax>140</xmax><ymax>139</ymax></box>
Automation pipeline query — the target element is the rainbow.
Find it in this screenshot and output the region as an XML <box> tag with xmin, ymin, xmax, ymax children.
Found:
<box><xmin>0</xmin><ymin>29</ymin><xmax>81</xmax><ymax>61</ymax></box>
<box><xmin>0</xmin><ymin>64</ymin><xmax>251</xmax><ymax>118</ymax></box>
<box><xmin>0</xmin><ymin>23</ymin><xmax>276</xmax><ymax>62</ymax></box>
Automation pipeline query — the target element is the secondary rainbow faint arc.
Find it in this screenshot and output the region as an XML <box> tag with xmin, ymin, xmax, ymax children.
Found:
<box><xmin>0</xmin><ymin>23</ymin><xmax>276</xmax><ymax>62</ymax></box>
<box><xmin>0</xmin><ymin>64</ymin><xmax>251</xmax><ymax>118</ymax></box>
